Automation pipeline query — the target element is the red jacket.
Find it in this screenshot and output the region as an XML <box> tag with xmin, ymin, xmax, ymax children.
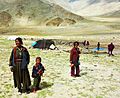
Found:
<box><xmin>70</xmin><ymin>47</ymin><xmax>80</xmax><ymax>63</ymax></box>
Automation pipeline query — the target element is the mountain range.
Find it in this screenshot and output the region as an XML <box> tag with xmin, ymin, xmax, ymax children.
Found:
<box><xmin>0</xmin><ymin>0</ymin><xmax>119</xmax><ymax>27</ymax></box>
<box><xmin>0</xmin><ymin>0</ymin><xmax>84</xmax><ymax>27</ymax></box>
<box><xmin>50</xmin><ymin>0</ymin><xmax>120</xmax><ymax>16</ymax></box>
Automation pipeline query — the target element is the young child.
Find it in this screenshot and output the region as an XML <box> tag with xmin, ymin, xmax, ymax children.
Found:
<box><xmin>32</xmin><ymin>57</ymin><xmax>45</xmax><ymax>92</ymax></box>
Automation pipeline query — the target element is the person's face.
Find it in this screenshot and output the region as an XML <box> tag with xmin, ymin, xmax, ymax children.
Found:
<box><xmin>15</xmin><ymin>40</ymin><xmax>22</xmax><ymax>47</ymax></box>
<box><xmin>74</xmin><ymin>43</ymin><xmax>79</xmax><ymax>48</ymax></box>
<box><xmin>36</xmin><ymin>59</ymin><xmax>41</xmax><ymax>64</ymax></box>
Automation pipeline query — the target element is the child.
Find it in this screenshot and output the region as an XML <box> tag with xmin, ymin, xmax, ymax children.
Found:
<box><xmin>32</xmin><ymin>57</ymin><xmax>45</xmax><ymax>92</ymax></box>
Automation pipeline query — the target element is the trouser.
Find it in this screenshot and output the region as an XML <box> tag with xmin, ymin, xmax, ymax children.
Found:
<box><xmin>97</xmin><ymin>47</ymin><xmax>100</xmax><ymax>51</ymax></box>
<box><xmin>13</xmin><ymin>62</ymin><xmax>31</xmax><ymax>92</ymax></box>
<box><xmin>21</xmin><ymin>69</ymin><xmax>31</xmax><ymax>92</ymax></box>
<box><xmin>71</xmin><ymin>65</ymin><xmax>80</xmax><ymax>76</ymax></box>
<box><xmin>108</xmin><ymin>50</ymin><xmax>113</xmax><ymax>56</ymax></box>
<box><xmin>14</xmin><ymin>62</ymin><xmax>22</xmax><ymax>90</ymax></box>
<box><xmin>33</xmin><ymin>76</ymin><xmax>41</xmax><ymax>89</ymax></box>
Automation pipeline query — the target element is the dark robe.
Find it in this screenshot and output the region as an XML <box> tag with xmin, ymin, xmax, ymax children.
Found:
<box><xmin>108</xmin><ymin>43</ymin><xmax>115</xmax><ymax>56</ymax></box>
<box><xmin>9</xmin><ymin>46</ymin><xmax>31</xmax><ymax>92</ymax></box>
<box><xmin>108</xmin><ymin>43</ymin><xmax>115</xmax><ymax>51</ymax></box>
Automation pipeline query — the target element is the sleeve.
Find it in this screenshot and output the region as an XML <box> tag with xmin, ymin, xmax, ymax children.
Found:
<box><xmin>25</xmin><ymin>49</ymin><xmax>30</xmax><ymax>65</ymax></box>
<box><xmin>70</xmin><ymin>49</ymin><xmax>73</xmax><ymax>63</ymax></box>
<box><xmin>42</xmin><ymin>65</ymin><xmax>45</xmax><ymax>73</ymax></box>
<box><xmin>113</xmin><ymin>45</ymin><xmax>115</xmax><ymax>49</ymax></box>
<box><xmin>9</xmin><ymin>49</ymin><xmax>14</xmax><ymax>66</ymax></box>
<box><xmin>39</xmin><ymin>64</ymin><xmax>45</xmax><ymax>73</ymax></box>
<box><xmin>32</xmin><ymin>66</ymin><xmax>35</xmax><ymax>78</ymax></box>
<box><xmin>77</xmin><ymin>48</ymin><xmax>81</xmax><ymax>54</ymax></box>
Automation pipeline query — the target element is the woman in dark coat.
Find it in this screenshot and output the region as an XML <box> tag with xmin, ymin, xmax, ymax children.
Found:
<box><xmin>9</xmin><ymin>37</ymin><xmax>31</xmax><ymax>93</ymax></box>
<box><xmin>70</xmin><ymin>41</ymin><xmax>81</xmax><ymax>77</ymax></box>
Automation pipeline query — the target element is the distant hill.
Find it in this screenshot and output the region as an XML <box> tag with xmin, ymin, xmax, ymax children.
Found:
<box><xmin>0</xmin><ymin>0</ymin><xmax>84</xmax><ymax>27</ymax></box>
<box><xmin>101</xmin><ymin>10</ymin><xmax>120</xmax><ymax>17</ymax></box>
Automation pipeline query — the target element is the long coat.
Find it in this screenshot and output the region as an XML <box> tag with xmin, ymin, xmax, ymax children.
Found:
<box><xmin>9</xmin><ymin>46</ymin><xmax>31</xmax><ymax>88</ymax></box>
<box><xmin>108</xmin><ymin>44</ymin><xmax>115</xmax><ymax>51</ymax></box>
<box><xmin>70</xmin><ymin>47</ymin><xmax>80</xmax><ymax>64</ymax></box>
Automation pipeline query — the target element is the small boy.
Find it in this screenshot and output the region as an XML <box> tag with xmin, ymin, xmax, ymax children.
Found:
<box><xmin>32</xmin><ymin>57</ymin><xmax>45</xmax><ymax>92</ymax></box>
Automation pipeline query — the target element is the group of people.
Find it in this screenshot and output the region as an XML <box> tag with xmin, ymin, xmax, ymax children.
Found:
<box><xmin>70</xmin><ymin>41</ymin><xmax>115</xmax><ymax>78</ymax></box>
<box><xmin>83</xmin><ymin>40</ymin><xmax>90</xmax><ymax>49</ymax></box>
<box><xmin>97</xmin><ymin>42</ymin><xmax>115</xmax><ymax>56</ymax></box>
<box><xmin>83</xmin><ymin>40</ymin><xmax>115</xmax><ymax>56</ymax></box>
<box><xmin>9</xmin><ymin>38</ymin><xmax>45</xmax><ymax>93</ymax></box>
<box><xmin>9</xmin><ymin>37</ymin><xmax>115</xmax><ymax>94</ymax></box>
<box><xmin>9</xmin><ymin>38</ymin><xmax>81</xmax><ymax>94</ymax></box>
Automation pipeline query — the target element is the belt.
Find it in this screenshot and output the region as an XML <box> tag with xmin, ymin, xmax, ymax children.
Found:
<box><xmin>15</xmin><ymin>59</ymin><xmax>22</xmax><ymax>62</ymax></box>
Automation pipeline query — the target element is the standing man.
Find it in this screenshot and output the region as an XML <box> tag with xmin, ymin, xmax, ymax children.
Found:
<box><xmin>70</xmin><ymin>41</ymin><xmax>81</xmax><ymax>77</ymax></box>
<box><xmin>97</xmin><ymin>42</ymin><xmax>100</xmax><ymax>51</ymax></box>
<box><xmin>108</xmin><ymin>42</ymin><xmax>115</xmax><ymax>56</ymax></box>
<box><xmin>86</xmin><ymin>41</ymin><xmax>90</xmax><ymax>49</ymax></box>
<box><xmin>83</xmin><ymin>40</ymin><xmax>86</xmax><ymax>47</ymax></box>
<box><xmin>9</xmin><ymin>37</ymin><xmax>31</xmax><ymax>93</ymax></box>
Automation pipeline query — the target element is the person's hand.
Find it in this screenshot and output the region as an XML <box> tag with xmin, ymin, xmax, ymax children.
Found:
<box><xmin>70</xmin><ymin>61</ymin><xmax>72</xmax><ymax>64</ymax></box>
<box><xmin>32</xmin><ymin>74</ymin><xmax>37</xmax><ymax>78</ymax></box>
<box><xmin>38</xmin><ymin>70</ymin><xmax>43</xmax><ymax>75</ymax></box>
<box><xmin>70</xmin><ymin>64</ymin><xmax>74</xmax><ymax>67</ymax></box>
<box><xmin>10</xmin><ymin>66</ymin><xmax>14</xmax><ymax>72</ymax></box>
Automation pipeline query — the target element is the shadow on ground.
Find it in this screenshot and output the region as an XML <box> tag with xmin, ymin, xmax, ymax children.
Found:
<box><xmin>41</xmin><ymin>82</ymin><xmax>54</xmax><ymax>89</ymax></box>
<box><xmin>80</xmin><ymin>72</ymin><xmax>88</xmax><ymax>76</ymax></box>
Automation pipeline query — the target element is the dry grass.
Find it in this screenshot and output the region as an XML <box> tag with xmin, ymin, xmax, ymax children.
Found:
<box><xmin>0</xmin><ymin>37</ymin><xmax>120</xmax><ymax>98</ymax></box>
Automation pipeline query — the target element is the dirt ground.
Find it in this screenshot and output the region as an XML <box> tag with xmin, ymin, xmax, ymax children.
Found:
<box><xmin>0</xmin><ymin>35</ymin><xmax>120</xmax><ymax>98</ymax></box>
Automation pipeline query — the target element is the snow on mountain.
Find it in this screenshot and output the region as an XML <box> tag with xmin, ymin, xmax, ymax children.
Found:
<box><xmin>52</xmin><ymin>0</ymin><xmax>120</xmax><ymax>16</ymax></box>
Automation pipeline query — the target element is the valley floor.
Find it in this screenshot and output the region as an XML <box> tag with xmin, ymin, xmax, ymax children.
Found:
<box><xmin>86</xmin><ymin>17</ymin><xmax>120</xmax><ymax>23</ymax></box>
<box><xmin>0</xmin><ymin>36</ymin><xmax>120</xmax><ymax>98</ymax></box>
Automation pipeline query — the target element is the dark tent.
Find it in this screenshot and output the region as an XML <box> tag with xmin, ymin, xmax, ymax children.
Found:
<box><xmin>32</xmin><ymin>39</ymin><xmax>57</xmax><ymax>50</ymax></box>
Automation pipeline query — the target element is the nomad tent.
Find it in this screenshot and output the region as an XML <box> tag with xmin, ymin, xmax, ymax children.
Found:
<box><xmin>32</xmin><ymin>39</ymin><xmax>57</xmax><ymax>50</ymax></box>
